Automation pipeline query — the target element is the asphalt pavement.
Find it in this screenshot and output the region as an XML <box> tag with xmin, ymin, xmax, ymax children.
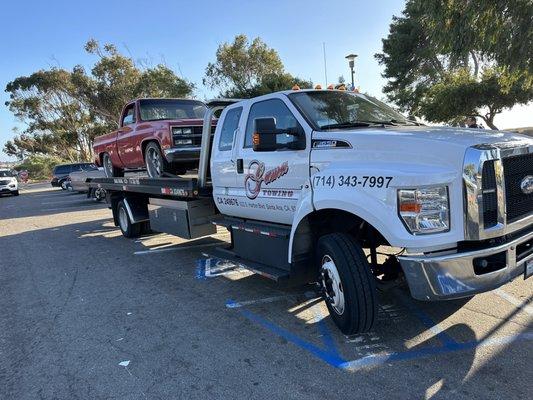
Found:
<box><xmin>0</xmin><ymin>183</ymin><xmax>531</xmax><ymax>399</ymax></box>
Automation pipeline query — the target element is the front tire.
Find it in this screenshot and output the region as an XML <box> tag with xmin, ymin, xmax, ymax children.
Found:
<box><xmin>12</xmin><ymin>190</ymin><xmax>19</xmax><ymax>196</ymax></box>
<box><xmin>145</xmin><ymin>142</ymin><xmax>169</xmax><ymax>178</ymax></box>
<box><xmin>317</xmin><ymin>233</ymin><xmax>377</xmax><ymax>334</ymax></box>
<box><xmin>117</xmin><ymin>200</ymin><xmax>142</xmax><ymax>238</ymax></box>
<box><xmin>102</xmin><ymin>152</ymin><xmax>124</xmax><ymax>178</ymax></box>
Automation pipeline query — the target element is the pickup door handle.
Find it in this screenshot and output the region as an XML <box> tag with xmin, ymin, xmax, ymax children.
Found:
<box><xmin>236</xmin><ymin>159</ymin><xmax>244</xmax><ymax>174</ymax></box>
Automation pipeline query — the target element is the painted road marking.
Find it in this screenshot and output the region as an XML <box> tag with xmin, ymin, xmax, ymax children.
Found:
<box><xmin>494</xmin><ymin>289</ymin><xmax>533</xmax><ymax>316</ymax></box>
<box><xmin>134</xmin><ymin>242</ymin><xmax>220</xmax><ymax>255</ymax></box>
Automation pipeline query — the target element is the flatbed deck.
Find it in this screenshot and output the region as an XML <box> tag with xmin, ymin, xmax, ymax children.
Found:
<box><xmin>87</xmin><ymin>177</ymin><xmax>212</xmax><ymax>199</ymax></box>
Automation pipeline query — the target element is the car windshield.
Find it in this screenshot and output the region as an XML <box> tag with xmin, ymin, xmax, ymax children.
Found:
<box><xmin>289</xmin><ymin>91</ymin><xmax>413</xmax><ymax>130</ymax></box>
<box><xmin>139</xmin><ymin>99</ymin><xmax>207</xmax><ymax>121</ymax></box>
<box><xmin>0</xmin><ymin>170</ymin><xmax>14</xmax><ymax>177</ymax></box>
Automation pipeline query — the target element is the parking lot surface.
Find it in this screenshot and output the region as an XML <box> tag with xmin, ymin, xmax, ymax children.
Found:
<box><xmin>1</xmin><ymin>183</ymin><xmax>532</xmax><ymax>399</ymax></box>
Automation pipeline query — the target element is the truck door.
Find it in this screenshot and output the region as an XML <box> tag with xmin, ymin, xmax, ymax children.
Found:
<box><xmin>211</xmin><ymin>105</ymin><xmax>243</xmax><ymax>214</ymax></box>
<box><xmin>232</xmin><ymin>96</ymin><xmax>311</xmax><ymax>225</ymax></box>
<box><xmin>116</xmin><ymin>103</ymin><xmax>137</xmax><ymax>168</ymax></box>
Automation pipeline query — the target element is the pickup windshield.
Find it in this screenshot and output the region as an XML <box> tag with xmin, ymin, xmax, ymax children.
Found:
<box><xmin>289</xmin><ymin>91</ymin><xmax>414</xmax><ymax>130</ymax></box>
<box><xmin>139</xmin><ymin>99</ymin><xmax>207</xmax><ymax>121</ymax></box>
<box><xmin>0</xmin><ymin>170</ymin><xmax>15</xmax><ymax>177</ymax></box>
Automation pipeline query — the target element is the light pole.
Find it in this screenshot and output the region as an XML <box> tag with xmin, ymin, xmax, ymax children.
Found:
<box><xmin>345</xmin><ymin>53</ymin><xmax>358</xmax><ymax>90</ymax></box>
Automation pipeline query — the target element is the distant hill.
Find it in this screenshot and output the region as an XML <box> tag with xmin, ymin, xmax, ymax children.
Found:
<box><xmin>505</xmin><ymin>127</ymin><xmax>533</xmax><ymax>137</ymax></box>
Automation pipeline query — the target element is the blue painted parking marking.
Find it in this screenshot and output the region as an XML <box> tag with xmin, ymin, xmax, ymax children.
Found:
<box><xmin>226</xmin><ymin>298</ymin><xmax>533</xmax><ymax>371</ymax></box>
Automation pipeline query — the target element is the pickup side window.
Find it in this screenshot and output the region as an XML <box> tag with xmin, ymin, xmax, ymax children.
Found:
<box><xmin>244</xmin><ymin>99</ymin><xmax>301</xmax><ymax>148</ymax></box>
<box><xmin>218</xmin><ymin>107</ymin><xmax>242</xmax><ymax>151</ymax></box>
<box><xmin>122</xmin><ymin>104</ymin><xmax>136</xmax><ymax>126</ymax></box>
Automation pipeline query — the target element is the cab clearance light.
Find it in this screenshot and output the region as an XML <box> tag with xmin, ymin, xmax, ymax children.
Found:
<box><xmin>327</xmin><ymin>84</ymin><xmax>334</xmax><ymax>90</ymax></box>
<box><xmin>314</xmin><ymin>84</ymin><xmax>322</xmax><ymax>89</ymax></box>
<box><xmin>292</xmin><ymin>84</ymin><xmax>300</xmax><ymax>90</ymax></box>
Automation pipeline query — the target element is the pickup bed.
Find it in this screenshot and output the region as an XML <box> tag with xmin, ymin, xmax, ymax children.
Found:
<box><xmin>93</xmin><ymin>98</ymin><xmax>215</xmax><ymax>178</ymax></box>
<box><xmin>89</xmin><ymin>89</ymin><xmax>533</xmax><ymax>335</ymax></box>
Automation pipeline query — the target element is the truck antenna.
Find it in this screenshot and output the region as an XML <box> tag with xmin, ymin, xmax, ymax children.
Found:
<box><xmin>323</xmin><ymin>42</ymin><xmax>328</xmax><ymax>86</ymax></box>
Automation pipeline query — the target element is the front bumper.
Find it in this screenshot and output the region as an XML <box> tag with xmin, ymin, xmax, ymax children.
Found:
<box><xmin>0</xmin><ymin>184</ymin><xmax>17</xmax><ymax>194</ymax></box>
<box><xmin>399</xmin><ymin>228</ymin><xmax>533</xmax><ymax>300</ymax></box>
<box><xmin>164</xmin><ymin>147</ymin><xmax>201</xmax><ymax>163</ymax></box>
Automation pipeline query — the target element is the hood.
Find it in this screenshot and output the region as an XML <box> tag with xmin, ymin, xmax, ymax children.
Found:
<box><xmin>312</xmin><ymin>125</ymin><xmax>532</xmax><ymax>171</ymax></box>
<box><xmin>329</xmin><ymin>125</ymin><xmax>531</xmax><ymax>148</ymax></box>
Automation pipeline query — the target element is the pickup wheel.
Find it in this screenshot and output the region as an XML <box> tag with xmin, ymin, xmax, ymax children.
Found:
<box><xmin>117</xmin><ymin>200</ymin><xmax>142</xmax><ymax>238</ymax></box>
<box><xmin>145</xmin><ymin>142</ymin><xmax>169</xmax><ymax>178</ymax></box>
<box><xmin>102</xmin><ymin>153</ymin><xmax>124</xmax><ymax>178</ymax></box>
<box><xmin>317</xmin><ymin>233</ymin><xmax>377</xmax><ymax>334</ymax></box>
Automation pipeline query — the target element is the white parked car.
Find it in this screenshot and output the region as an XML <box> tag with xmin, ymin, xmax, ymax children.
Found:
<box><xmin>0</xmin><ymin>169</ymin><xmax>19</xmax><ymax>196</ymax></box>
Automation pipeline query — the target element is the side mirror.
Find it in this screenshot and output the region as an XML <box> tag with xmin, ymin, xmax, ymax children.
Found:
<box><xmin>252</xmin><ymin>117</ymin><xmax>305</xmax><ymax>152</ymax></box>
<box><xmin>252</xmin><ymin>118</ymin><xmax>278</xmax><ymax>152</ymax></box>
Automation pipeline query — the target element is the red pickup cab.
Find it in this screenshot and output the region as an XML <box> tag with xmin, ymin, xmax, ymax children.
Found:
<box><xmin>93</xmin><ymin>98</ymin><xmax>215</xmax><ymax>177</ymax></box>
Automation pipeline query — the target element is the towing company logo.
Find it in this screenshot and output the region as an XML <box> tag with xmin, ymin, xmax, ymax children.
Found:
<box><xmin>520</xmin><ymin>175</ymin><xmax>533</xmax><ymax>195</ymax></box>
<box><xmin>244</xmin><ymin>160</ymin><xmax>289</xmax><ymax>199</ymax></box>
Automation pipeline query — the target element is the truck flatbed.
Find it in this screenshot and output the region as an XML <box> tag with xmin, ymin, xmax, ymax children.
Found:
<box><xmin>87</xmin><ymin>176</ymin><xmax>212</xmax><ymax>199</ymax></box>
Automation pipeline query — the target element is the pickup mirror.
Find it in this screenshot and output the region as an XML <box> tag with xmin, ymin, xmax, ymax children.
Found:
<box><xmin>252</xmin><ymin>117</ymin><xmax>305</xmax><ymax>152</ymax></box>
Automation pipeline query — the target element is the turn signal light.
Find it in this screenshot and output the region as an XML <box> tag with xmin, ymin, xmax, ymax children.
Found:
<box><xmin>399</xmin><ymin>202</ymin><xmax>422</xmax><ymax>213</ymax></box>
<box><xmin>252</xmin><ymin>132</ymin><xmax>260</xmax><ymax>145</ymax></box>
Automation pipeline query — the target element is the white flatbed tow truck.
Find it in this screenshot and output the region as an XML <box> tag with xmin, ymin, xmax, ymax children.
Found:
<box><xmin>88</xmin><ymin>90</ymin><xmax>533</xmax><ymax>334</ymax></box>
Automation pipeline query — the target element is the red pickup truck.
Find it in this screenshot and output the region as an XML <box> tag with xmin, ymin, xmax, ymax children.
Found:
<box><xmin>93</xmin><ymin>98</ymin><xmax>215</xmax><ymax>177</ymax></box>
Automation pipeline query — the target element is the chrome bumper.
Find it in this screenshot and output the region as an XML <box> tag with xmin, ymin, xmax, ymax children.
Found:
<box><xmin>164</xmin><ymin>147</ymin><xmax>201</xmax><ymax>162</ymax></box>
<box><xmin>399</xmin><ymin>228</ymin><xmax>533</xmax><ymax>301</ymax></box>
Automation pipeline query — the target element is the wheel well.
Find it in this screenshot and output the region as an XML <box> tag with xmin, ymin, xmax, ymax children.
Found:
<box><xmin>141</xmin><ymin>139</ymin><xmax>160</xmax><ymax>159</ymax></box>
<box><xmin>291</xmin><ymin>209</ymin><xmax>390</xmax><ymax>263</ymax></box>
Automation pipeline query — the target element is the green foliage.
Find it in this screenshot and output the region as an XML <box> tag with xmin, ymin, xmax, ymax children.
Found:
<box><xmin>5</xmin><ymin>69</ymin><xmax>101</xmax><ymax>161</ymax></box>
<box><xmin>204</xmin><ymin>34</ymin><xmax>311</xmax><ymax>98</ymax></box>
<box><xmin>15</xmin><ymin>154</ymin><xmax>64</xmax><ymax>181</ymax></box>
<box><xmin>376</xmin><ymin>0</ymin><xmax>533</xmax><ymax>129</ymax></box>
<box><xmin>71</xmin><ymin>39</ymin><xmax>195</xmax><ymax>128</ymax></box>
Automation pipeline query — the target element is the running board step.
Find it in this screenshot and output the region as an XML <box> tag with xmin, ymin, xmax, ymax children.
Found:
<box><xmin>206</xmin><ymin>247</ymin><xmax>290</xmax><ymax>282</ymax></box>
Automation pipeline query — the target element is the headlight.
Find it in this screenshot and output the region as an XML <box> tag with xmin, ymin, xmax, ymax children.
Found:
<box><xmin>398</xmin><ymin>186</ymin><xmax>450</xmax><ymax>234</ymax></box>
<box><xmin>172</xmin><ymin>127</ymin><xmax>193</xmax><ymax>135</ymax></box>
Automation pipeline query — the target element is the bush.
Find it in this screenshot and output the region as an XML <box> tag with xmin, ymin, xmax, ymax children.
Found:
<box><xmin>15</xmin><ymin>155</ymin><xmax>65</xmax><ymax>181</ymax></box>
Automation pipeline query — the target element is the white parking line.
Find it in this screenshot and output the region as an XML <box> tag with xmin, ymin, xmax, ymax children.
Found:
<box><xmin>134</xmin><ymin>242</ymin><xmax>221</xmax><ymax>255</ymax></box>
<box><xmin>494</xmin><ymin>288</ymin><xmax>533</xmax><ymax>316</ymax></box>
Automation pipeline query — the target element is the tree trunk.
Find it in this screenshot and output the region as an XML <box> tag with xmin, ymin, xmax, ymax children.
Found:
<box><xmin>480</xmin><ymin>114</ymin><xmax>498</xmax><ymax>130</ymax></box>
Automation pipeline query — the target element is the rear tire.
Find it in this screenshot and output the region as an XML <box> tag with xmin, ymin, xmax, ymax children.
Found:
<box><xmin>316</xmin><ymin>233</ymin><xmax>377</xmax><ymax>334</ymax></box>
<box><xmin>117</xmin><ymin>200</ymin><xmax>142</xmax><ymax>238</ymax></box>
<box><xmin>145</xmin><ymin>142</ymin><xmax>170</xmax><ymax>178</ymax></box>
<box><xmin>102</xmin><ymin>152</ymin><xmax>124</xmax><ymax>178</ymax></box>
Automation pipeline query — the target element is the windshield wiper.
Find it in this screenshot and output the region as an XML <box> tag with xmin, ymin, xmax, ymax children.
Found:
<box><xmin>320</xmin><ymin>121</ymin><xmax>372</xmax><ymax>130</ymax></box>
<box><xmin>359</xmin><ymin>119</ymin><xmax>419</xmax><ymax>126</ymax></box>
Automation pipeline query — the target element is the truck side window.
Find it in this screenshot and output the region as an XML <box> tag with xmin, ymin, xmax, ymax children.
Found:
<box><xmin>244</xmin><ymin>99</ymin><xmax>301</xmax><ymax>148</ymax></box>
<box><xmin>218</xmin><ymin>107</ymin><xmax>242</xmax><ymax>151</ymax></box>
<box><xmin>122</xmin><ymin>104</ymin><xmax>136</xmax><ymax>126</ymax></box>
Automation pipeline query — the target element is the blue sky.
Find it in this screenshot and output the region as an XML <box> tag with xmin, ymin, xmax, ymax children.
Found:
<box><xmin>0</xmin><ymin>0</ymin><xmax>531</xmax><ymax>161</ymax></box>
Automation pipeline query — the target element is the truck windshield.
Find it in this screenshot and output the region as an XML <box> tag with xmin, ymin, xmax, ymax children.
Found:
<box><xmin>289</xmin><ymin>91</ymin><xmax>414</xmax><ymax>130</ymax></box>
<box><xmin>139</xmin><ymin>99</ymin><xmax>207</xmax><ymax>121</ymax></box>
<box><xmin>0</xmin><ymin>170</ymin><xmax>14</xmax><ymax>177</ymax></box>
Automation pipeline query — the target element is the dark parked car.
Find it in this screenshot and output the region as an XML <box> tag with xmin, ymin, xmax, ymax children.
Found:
<box><xmin>51</xmin><ymin>163</ymin><xmax>98</xmax><ymax>189</ymax></box>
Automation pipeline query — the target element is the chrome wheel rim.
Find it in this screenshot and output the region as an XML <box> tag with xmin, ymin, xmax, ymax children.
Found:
<box><xmin>320</xmin><ymin>255</ymin><xmax>345</xmax><ymax>315</ymax></box>
<box><xmin>104</xmin><ymin>155</ymin><xmax>113</xmax><ymax>177</ymax></box>
<box><xmin>147</xmin><ymin>148</ymin><xmax>162</xmax><ymax>177</ymax></box>
<box><xmin>118</xmin><ymin>207</ymin><xmax>129</xmax><ymax>232</ymax></box>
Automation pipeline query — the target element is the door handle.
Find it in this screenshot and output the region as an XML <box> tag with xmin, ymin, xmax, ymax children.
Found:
<box><xmin>236</xmin><ymin>159</ymin><xmax>244</xmax><ymax>174</ymax></box>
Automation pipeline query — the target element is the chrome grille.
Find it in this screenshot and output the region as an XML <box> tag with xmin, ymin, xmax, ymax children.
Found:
<box><xmin>481</xmin><ymin>160</ymin><xmax>498</xmax><ymax>228</ymax></box>
<box><xmin>502</xmin><ymin>153</ymin><xmax>533</xmax><ymax>222</ymax></box>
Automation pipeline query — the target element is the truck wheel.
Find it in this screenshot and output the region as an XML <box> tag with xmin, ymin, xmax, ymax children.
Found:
<box><xmin>117</xmin><ymin>200</ymin><xmax>142</xmax><ymax>238</ymax></box>
<box><xmin>316</xmin><ymin>233</ymin><xmax>377</xmax><ymax>334</ymax></box>
<box><xmin>145</xmin><ymin>142</ymin><xmax>169</xmax><ymax>178</ymax></box>
<box><xmin>12</xmin><ymin>190</ymin><xmax>19</xmax><ymax>196</ymax></box>
<box><xmin>103</xmin><ymin>153</ymin><xmax>124</xmax><ymax>178</ymax></box>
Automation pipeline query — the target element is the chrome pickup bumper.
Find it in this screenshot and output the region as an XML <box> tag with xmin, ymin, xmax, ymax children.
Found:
<box><xmin>399</xmin><ymin>228</ymin><xmax>533</xmax><ymax>301</ymax></box>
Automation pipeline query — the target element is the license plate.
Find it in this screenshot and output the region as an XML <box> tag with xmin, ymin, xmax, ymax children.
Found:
<box><xmin>526</xmin><ymin>260</ymin><xmax>533</xmax><ymax>279</ymax></box>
